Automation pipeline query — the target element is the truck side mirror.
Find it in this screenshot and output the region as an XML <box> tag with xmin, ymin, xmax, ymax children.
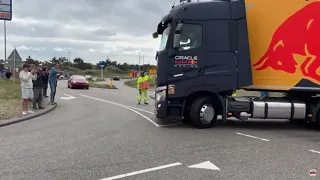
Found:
<box><xmin>152</xmin><ymin>32</ymin><xmax>158</xmax><ymax>38</ymax></box>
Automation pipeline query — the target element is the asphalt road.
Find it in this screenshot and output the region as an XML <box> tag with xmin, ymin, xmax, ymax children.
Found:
<box><xmin>0</xmin><ymin>79</ymin><xmax>319</xmax><ymax>180</ymax></box>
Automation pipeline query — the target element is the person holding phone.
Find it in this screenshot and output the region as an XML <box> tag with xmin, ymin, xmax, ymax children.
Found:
<box><xmin>19</xmin><ymin>64</ymin><xmax>37</xmax><ymax>115</ymax></box>
<box><xmin>42</xmin><ymin>66</ymin><xmax>49</xmax><ymax>97</ymax></box>
<box><xmin>49</xmin><ymin>63</ymin><xmax>63</xmax><ymax>104</ymax></box>
<box><xmin>32</xmin><ymin>66</ymin><xmax>45</xmax><ymax>110</ymax></box>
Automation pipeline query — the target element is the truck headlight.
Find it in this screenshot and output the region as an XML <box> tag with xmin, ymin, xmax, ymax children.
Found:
<box><xmin>156</xmin><ymin>90</ymin><xmax>166</xmax><ymax>101</ymax></box>
<box><xmin>155</xmin><ymin>86</ymin><xmax>167</xmax><ymax>102</ymax></box>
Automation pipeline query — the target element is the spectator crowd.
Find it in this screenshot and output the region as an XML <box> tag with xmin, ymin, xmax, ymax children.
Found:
<box><xmin>18</xmin><ymin>63</ymin><xmax>61</xmax><ymax>116</ymax></box>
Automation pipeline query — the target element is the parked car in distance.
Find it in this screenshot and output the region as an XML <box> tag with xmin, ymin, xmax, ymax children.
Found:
<box><xmin>68</xmin><ymin>75</ymin><xmax>89</xmax><ymax>89</ymax></box>
<box><xmin>112</xmin><ymin>76</ymin><xmax>120</xmax><ymax>81</ymax></box>
<box><xmin>58</xmin><ymin>74</ymin><xmax>64</xmax><ymax>80</ymax></box>
<box><xmin>85</xmin><ymin>75</ymin><xmax>93</xmax><ymax>81</ymax></box>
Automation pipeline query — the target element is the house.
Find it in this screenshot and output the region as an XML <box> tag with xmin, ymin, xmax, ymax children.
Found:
<box><xmin>5</xmin><ymin>49</ymin><xmax>23</xmax><ymax>71</ymax></box>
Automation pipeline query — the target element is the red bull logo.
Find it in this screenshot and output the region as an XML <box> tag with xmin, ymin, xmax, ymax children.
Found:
<box><xmin>252</xmin><ymin>1</ymin><xmax>320</xmax><ymax>83</ymax></box>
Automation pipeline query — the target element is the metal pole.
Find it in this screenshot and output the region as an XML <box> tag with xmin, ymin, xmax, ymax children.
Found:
<box><xmin>138</xmin><ymin>51</ymin><xmax>141</xmax><ymax>73</ymax></box>
<box><xmin>131</xmin><ymin>58</ymin><xmax>133</xmax><ymax>79</ymax></box>
<box><xmin>68</xmin><ymin>52</ymin><xmax>71</xmax><ymax>68</ymax></box>
<box><xmin>4</xmin><ymin>21</ymin><xmax>6</xmax><ymax>63</ymax></box>
<box><xmin>100</xmin><ymin>67</ymin><xmax>103</xmax><ymax>78</ymax></box>
<box><xmin>13</xmin><ymin>47</ymin><xmax>16</xmax><ymax>87</ymax></box>
<box><xmin>142</xmin><ymin>56</ymin><xmax>144</xmax><ymax>72</ymax></box>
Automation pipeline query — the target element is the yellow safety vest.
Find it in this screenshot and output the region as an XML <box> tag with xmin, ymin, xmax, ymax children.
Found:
<box><xmin>137</xmin><ymin>76</ymin><xmax>150</xmax><ymax>90</ymax></box>
<box><xmin>232</xmin><ymin>90</ymin><xmax>236</xmax><ymax>97</ymax></box>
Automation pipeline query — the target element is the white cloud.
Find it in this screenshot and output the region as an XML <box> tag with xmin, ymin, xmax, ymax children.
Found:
<box><xmin>88</xmin><ymin>48</ymin><xmax>96</xmax><ymax>52</ymax></box>
<box><xmin>0</xmin><ymin>0</ymin><xmax>172</xmax><ymax>64</ymax></box>
<box><xmin>53</xmin><ymin>47</ymin><xmax>63</xmax><ymax>52</ymax></box>
<box><xmin>17</xmin><ymin>45</ymin><xmax>46</xmax><ymax>52</ymax></box>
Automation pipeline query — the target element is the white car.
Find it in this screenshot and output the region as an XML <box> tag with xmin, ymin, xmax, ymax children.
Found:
<box><xmin>58</xmin><ymin>74</ymin><xmax>65</xmax><ymax>80</ymax></box>
<box><xmin>85</xmin><ymin>75</ymin><xmax>93</xmax><ymax>80</ymax></box>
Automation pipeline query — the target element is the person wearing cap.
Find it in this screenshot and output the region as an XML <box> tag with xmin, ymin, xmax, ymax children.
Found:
<box><xmin>137</xmin><ymin>71</ymin><xmax>151</xmax><ymax>104</ymax></box>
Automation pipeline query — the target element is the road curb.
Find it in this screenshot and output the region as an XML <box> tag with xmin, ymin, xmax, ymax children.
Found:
<box><xmin>0</xmin><ymin>103</ymin><xmax>57</xmax><ymax>128</ymax></box>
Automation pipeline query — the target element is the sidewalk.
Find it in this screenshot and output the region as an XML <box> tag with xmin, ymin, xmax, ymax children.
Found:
<box><xmin>0</xmin><ymin>99</ymin><xmax>57</xmax><ymax>127</ymax></box>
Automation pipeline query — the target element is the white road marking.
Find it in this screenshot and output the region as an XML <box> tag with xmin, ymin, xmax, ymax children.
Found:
<box><xmin>79</xmin><ymin>94</ymin><xmax>182</xmax><ymax>126</ymax></box>
<box><xmin>188</xmin><ymin>161</ymin><xmax>220</xmax><ymax>170</ymax></box>
<box><xmin>79</xmin><ymin>94</ymin><xmax>162</xmax><ymax>127</ymax></box>
<box><xmin>309</xmin><ymin>150</ymin><xmax>320</xmax><ymax>154</ymax></box>
<box><xmin>236</xmin><ymin>132</ymin><xmax>270</xmax><ymax>142</ymax></box>
<box><xmin>60</xmin><ymin>94</ymin><xmax>76</xmax><ymax>100</ymax></box>
<box><xmin>121</xmin><ymin>106</ymin><xmax>181</xmax><ymax>125</ymax></box>
<box><xmin>100</xmin><ymin>162</ymin><xmax>182</xmax><ymax>180</ymax></box>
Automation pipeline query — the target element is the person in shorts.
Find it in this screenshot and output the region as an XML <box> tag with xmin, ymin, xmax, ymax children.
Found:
<box><xmin>19</xmin><ymin>64</ymin><xmax>37</xmax><ymax>115</ymax></box>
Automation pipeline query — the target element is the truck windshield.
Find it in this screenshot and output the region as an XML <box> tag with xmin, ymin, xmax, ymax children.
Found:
<box><xmin>158</xmin><ymin>26</ymin><xmax>171</xmax><ymax>52</ymax></box>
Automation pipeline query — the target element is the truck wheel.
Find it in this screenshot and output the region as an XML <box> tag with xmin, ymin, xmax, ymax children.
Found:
<box><xmin>190</xmin><ymin>97</ymin><xmax>217</xmax><ymax>129</ymax></box>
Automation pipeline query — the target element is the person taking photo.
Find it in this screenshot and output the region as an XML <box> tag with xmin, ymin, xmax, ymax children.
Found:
<box><xmin>42</xmin><ymin>66</ymin><xmax>49</xmax><ymax>97</ymax></box>
<box><xmin>19</xmin><ymin>64</ymin><xmax>37</xmax><ymax>115</ymax></box>
<box><xmin>32</xmin><ymin>66</ymin><xmax>45</xmax><ymax>110</ymax></box>
<box><xmin>49</xmin><ymin>63</ymin><xmax>64</xmax><ymax>104</ymax></box>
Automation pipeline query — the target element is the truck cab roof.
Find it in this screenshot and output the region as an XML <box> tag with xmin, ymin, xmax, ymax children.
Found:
<box><xmin>157</xmin><ymin>0</ymin><xmax>245</xmax><ymax>34</ymax></box>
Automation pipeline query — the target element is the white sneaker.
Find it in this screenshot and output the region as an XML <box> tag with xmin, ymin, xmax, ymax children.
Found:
<box><xmin>27</xmin><ymin>110</ymin><xmax>35</xmax><ymax>114</ymax></box>
<box><xmin>22</xmin><ymin>111</ymin><xmax>27</xmax><ymax>116</ymax></box>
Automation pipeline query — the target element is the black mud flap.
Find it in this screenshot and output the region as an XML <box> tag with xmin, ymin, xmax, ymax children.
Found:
<box><xmin>311</xmin><ymin>102</ymin><xmax>320</xmax><ymax>123</ymax></box>
<box><xmin>217</xmin><ymin>95</ymin><xmax>227</xmax><ymax>122</ymax></box>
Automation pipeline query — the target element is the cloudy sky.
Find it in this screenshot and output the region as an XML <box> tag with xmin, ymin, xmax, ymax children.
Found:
<box><xmin>0</xmin><ymin>0</ymin><xmax>176</xmax><ymax>65</ymax></box>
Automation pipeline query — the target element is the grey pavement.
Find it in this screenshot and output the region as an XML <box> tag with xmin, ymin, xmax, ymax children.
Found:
<box><xmin>0</xmin><ymin>79</ymin><xmax>319</xmax><ymax>180</ymax></box>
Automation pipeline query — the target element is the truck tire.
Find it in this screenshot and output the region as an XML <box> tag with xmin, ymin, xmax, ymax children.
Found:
<box><xmin>189</xmin><ymin>97</ymin><xmax>217</xmax><ymax>129</ymax></box>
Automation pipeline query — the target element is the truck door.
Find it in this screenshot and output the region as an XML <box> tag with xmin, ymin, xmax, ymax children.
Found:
<box><xmin>166</xmin><ymin>22</ymin><xmax>206</xmax><ymax>96</ymax></box>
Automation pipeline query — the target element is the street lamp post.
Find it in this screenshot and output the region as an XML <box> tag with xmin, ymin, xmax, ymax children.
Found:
<box><xmin>4</xmin><ymin>21</ymin><xmax>6</xmax><ymax>66</ymax></box>
<box><xmin>142</xmin><ymin>56</ymin><xmax>144</xmax><ymax>72</ymax></box>
<box><xmin>68</xmin><ymin>52</ymin><xmax>71</xmax><ymax>68</ymax></box>
<box><xmin>67</xmin><ymin>52</ymin><xmax>71</xmax><ymax>78</ymax></box>
<box><xmin>13</xmin><ymin>46</ymin><xmax>16</xmax><ymax>88</ymax></box>
<box><xmin>138</xmin><ymin>51</ymin><xmax>141</xmax><ymax>73</ymax></box>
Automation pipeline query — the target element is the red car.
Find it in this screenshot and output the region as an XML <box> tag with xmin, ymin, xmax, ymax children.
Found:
<box><xmin>68</xmin><ymin>75</ymin><xmax>89</xmax><ymax>89</ymax></box>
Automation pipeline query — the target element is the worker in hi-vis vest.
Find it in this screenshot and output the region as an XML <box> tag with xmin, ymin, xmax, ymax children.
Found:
<box><xmin>232</xmin><ymin>90</ymin><xmax>236</xmax><ymax>97</ymax></box>
<box><xmin>137</xmin><ymin>72</ymin><xmax>151</xmax><ymax>104</ymax></box>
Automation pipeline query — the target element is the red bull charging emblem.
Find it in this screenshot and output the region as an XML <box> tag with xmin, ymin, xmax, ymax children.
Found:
<box><xmin>252</xmin><ymin>1</ymin><xmax>320</xmax><ymax>82</ymax></box>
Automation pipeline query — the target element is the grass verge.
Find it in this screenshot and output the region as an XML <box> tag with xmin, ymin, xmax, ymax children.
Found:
<box><xmin>124</xmin><ymin>78</ymin><xmax>157</xmax><ymax>89</ymax></box>
<box><xmin>0</xmin><ymin>79</ymin><xmax>22</xmax><ymax>120</ymax></box>
<box><xmin>89</xmin><ymin>82</ymin><xmax>117</xmax><ymax>89</ymax></box>
<box><xmin>124</xmin><ymin>79</ymin><xmax>137</xmax><ymax>88</ymax></box>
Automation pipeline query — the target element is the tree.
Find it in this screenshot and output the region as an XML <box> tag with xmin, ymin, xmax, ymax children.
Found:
<box><xmin>58</xmin><ymin>57</ymin><xmax>68</xmax><ymax>64</ymax></box>
<box><xmin>50</xmin><ymin>57</ymin><xmax>59</xmax><ymax>64</ymax></box>
<box><xmin>45</xmin><ymin>55</ymin><xmax>156</xmax><ymax>73</ymax></box>
<box><xmin>25</xmin><ymin>56</ymin><xmax>40</xmax><ymax>66</ymax></box>
<box><xmin>73</xmin><ymin>57</ymin><xmax>84</xmax><ymax>64</ymax></box>
<box><xmin>73</xmin><ymin>57</ymin><xmax>92</xmax><ymax>70</ymax></box>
